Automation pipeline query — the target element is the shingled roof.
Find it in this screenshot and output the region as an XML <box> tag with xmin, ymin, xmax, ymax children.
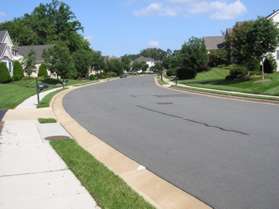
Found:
<box><xmin>0</xmin><ymin>31</ymin><xmax>8</xmax><ymax>43</ymax></box>
<box><xmin>17</xmin><ymin>45</ymin><xmax>52</xmax><ymax>64</ymax></box>
<box><xmin>203</xmin><ymin>36</ymin><xmax>225</xmax><ymax>50</ymax></box>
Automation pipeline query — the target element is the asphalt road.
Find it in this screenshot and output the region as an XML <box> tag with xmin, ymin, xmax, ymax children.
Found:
<box><xmin>64</xmin><ymin>75</ymin><xmax>279</xmax><ymax>209</ymax></box>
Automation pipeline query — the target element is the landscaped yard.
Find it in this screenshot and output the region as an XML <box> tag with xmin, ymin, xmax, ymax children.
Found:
<box><xmin>0</xmin><ymin>79</ymin><xmax>36</xmax><ymax>110</ymax></box>
<box><xmin>179</xmin><ymin>67</ymin><xmax>279</xmax><ymax>96</ymax></box>
<box><xmin>0</xmin><ymin>79</ymin><xmax>94</xmax><ymax>110</ymax></box>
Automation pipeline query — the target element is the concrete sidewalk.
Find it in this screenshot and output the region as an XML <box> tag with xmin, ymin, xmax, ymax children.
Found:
<box><xmin>16</xmin><ymin>87</ymin><xmax>62</xmax><ymax>109</ymax></box>
<box><xmin>0</xmin><ymin>119</ymin><xmax>98</xmax><ymax>209</ymax></box>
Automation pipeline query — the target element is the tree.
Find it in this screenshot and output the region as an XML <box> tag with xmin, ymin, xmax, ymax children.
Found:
<box><xmin>23</xmin><ymin>50</ymin><xmax>36</xmax><ymax>77</ymax></box>
<box><xmin>208</xmin><ymin>49</ymin><xmax>228</xmax><ymax>67</ymax></box>
<box><xmin>152</xmin><ymin>63</ymin><xmax>164</xmax><ymax>80</ymax></box>
<box><xmin>105</xmin><ymin>59</ymin><xmax>123</xmax><ymax>76</ymax></box>
<box><xmin>13</xmin><ymin>61</ymin><xmax>24</xmax><ymax>81</ymax></box>
<box><xmin>263</xmin><ymin>54</ymin><xmax>277</xmax><ymax>73</ymax></box>
<box><xmin>0</xmin><ymin>62</ymin><xmax>12</xmax><ymax>83</ymax></box>
<box><xmin>38</xmin><ymin>63</ymin><xmax>48</xmax><ymax>79</ymax></box>
<box><xmin>0</xmin><ymin>0</ymin><xmax>86</xmax><ymax>52</ymax></box>
<box><xmin>72</xmin><ymin>49</ymin><xmax>93</xmax><ymax>78</ymax></box>
<box><xmin>43</xmin><ymin>43</ymin><xmax>76</xmax><ymax>87</ymax></box>
<box><xmin>179</xmin><ymin>37</ymin><xmax>208</xmax><ymax>73</ymax></box>
<box><xmin>225</xmin><ymin>18</ymin><xmax>279</xmax><ymax>79</ymax></box>
<box><xmin>140</xmin><ymin>48</ymin><xmax>167</xmax><ymax>61</ymax></box>
<box><xmin>247</xmin><ymin>17</ymin><xmax>279</xmax><ymax>79</ymax></box>
<box><xmin>121</xmin><ymin>56</ymin><xmax>131</xmax><ymax>72</ymax></box>
<box><xmin>91</xmin><ymin>50</ymin><xmax>105</xmax><ymax>73</ymax></box>
<box><xmin>131</xmin><ymin>61</ymin><xmax>147</xmax><ymax>72</ymax></box>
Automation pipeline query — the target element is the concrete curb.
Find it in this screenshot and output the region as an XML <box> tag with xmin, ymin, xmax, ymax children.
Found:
<box><xmin>158</xmin><ymin>77</ymin><xmax>279</xmax><ymax>106</ymax></box>
<box><xmin>51</xmin><ymin>78</ymin><xmax>212</xmax><ymax>209</ymax></box>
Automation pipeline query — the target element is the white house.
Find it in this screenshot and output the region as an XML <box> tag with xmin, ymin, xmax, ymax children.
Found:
<box><xmin>0</xmin><ymin>30</ymin><xmax>18</xmax><ymax>76</ymax></box>
<box><xmin>0</xmin><ymin>30</ymin><xmax>53</xmax><ymax>78</ymax></box>
<box><xmin>133</xmin><ymin>56</ymin><xmax>156</xmax><ymax>72</ymax></box>
<box><xmin>267</xmin><ymin>9</ymin><xmax>279</xmax><ymax>72</ymax></box>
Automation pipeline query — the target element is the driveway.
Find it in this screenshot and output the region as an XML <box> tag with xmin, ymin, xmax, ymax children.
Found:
<box><xmin>64</xmin><ymin>75</ymin><xmax>279</xmax><ymax>209</ymax></box>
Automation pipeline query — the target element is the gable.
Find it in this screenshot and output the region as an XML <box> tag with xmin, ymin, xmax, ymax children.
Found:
<box><xmin>2</xmin><ymin>32</ymin><xmax>13</xmax><ymax>48</ymax></box>
<box><xmin>267</xmin><ymin>10</ymin><xmax>279</xmax><ymax>23</ymax></box>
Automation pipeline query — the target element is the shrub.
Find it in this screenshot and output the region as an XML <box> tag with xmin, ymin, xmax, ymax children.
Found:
<box><xmin>106</xmin><ymin>71</ymin><xmax>118</xmax><ymax>78</ymax></box>
<box><xmin>226</xmin><ymin>64</ymin><xmax>249</xmax><ymax>81</ymax></box>
<box><xmin>0</xmin><ymin>62</ymin><xmax>12</xmax><ymax>83</ymax></box>
<box><xmin>264</xmin><ymin>55</ymin><xmax>277</xmax><ymax>73</ymax></box>
<box><xmin>166</xmin><ymin>68</ymin><xmax>176</xmax><ymax>77</ymax></box>
<box><xmin>38</xmin><ymin>64</ymin><xmax>48</xmax><ymax>79</ymax></box>
<box><xmin>89</xmin><ymin>74</ymin><xmax>97</xmax><ymax>80</ymax></box>
<box><xmin>176</xmin><ymin>66</ymin><xmax>197</xmax><ymax>80</ymax></box>
<box><xmin>13</xmin><ymin>61</ymin><xmax>24</xmax><ymax>81</ymax></box>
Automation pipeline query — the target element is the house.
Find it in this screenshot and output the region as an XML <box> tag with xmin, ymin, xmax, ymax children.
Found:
<box><xmin>134</xmin><ymin>56</ymin><xmax>156</xmax><ymax>72</ymax></box>
<box><xmin>0</xmin><ymin>30</ymin><xmax>52</xmax><ymax>78</ymax></box>
<box><xmin>267</xmin><ymin>9</ymin><xmax>279</xmax><ymax>72</ymax></box>
<box><xmin>0</xmin><ymin>30</ymin><xmax>19</xmax><ymax>77</ymax></box>
<box><xmin>203</xmin><ymin>36</ymin><xmax>225</xmax><ymax>51</ymax></box>
<box><xmin>17</xmin><ymin>45</ymin><xmax>52</xmax><ymax>77</ymax></box>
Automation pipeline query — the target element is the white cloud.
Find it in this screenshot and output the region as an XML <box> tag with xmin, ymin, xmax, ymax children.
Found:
<box><xmin>148</xmin><ymin>40</ymin><xmax>160</xmax><ymax>48</ymax></box>
<box><xmin>133</xmin><ymin>0</ymin><xmax>246</xmax><ymax>20</ymax></box>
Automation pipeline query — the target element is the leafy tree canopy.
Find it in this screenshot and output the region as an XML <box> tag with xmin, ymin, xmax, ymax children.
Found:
<box><xmin>140</xmin><ymin>48</ymin><xmax>167</xmax><ymax>61</ymax></box>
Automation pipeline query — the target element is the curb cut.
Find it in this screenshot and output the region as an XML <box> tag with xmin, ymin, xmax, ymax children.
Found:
<box><xmin>51</xmin><ymin>78</ymin><xmax>212</xmax><ymax>209</ymax></box>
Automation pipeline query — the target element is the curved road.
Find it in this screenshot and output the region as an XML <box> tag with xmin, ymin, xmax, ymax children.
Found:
<box><xmin>64</xmin><ymin>76</ymin><xmax>279</xmax><ymax>209</ymax></box>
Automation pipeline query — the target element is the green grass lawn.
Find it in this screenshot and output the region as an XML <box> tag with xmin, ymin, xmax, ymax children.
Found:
<box><xmin>179</xmin><ymin>67</ymin><xmax>279</xmax><ymax>96</ymax></box>
<box><xmin>0</xmin><ymin>79</ymin><xmax>37</xmax><ymax>110</ymax></box>
<box><xmin>37</xmin><ymin>88</ymin><xmax>66</xmax><ymax>108</ymax></box>
<box><xmin>51</xmin><ymin>139</ymin><xmax>155</xmax><ymax>209</ymax></box>
<box><xmin>38</xmin><ymin>118</ymin><xmax>57</xmax><ymax>124</ymax></box>
<box><xmin>0</xmin><ymin>78</ymin><xmax>94</xmax><ymax>110</ymax></box>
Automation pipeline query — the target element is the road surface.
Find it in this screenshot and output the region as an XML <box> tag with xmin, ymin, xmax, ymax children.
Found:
<box><xmin>64</xmin><ymin>75</ymin><xmax>279</xmax><ymax>209</ymax></box>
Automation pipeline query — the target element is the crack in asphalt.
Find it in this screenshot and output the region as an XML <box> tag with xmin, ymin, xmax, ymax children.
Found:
<box><xmin>136</xmin><ymin>105</ymin><xmax>249</xmax><ymax>136</ymax></box>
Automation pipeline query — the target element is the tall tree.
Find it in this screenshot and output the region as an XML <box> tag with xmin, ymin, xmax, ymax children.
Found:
<box><xmin>23</xmin><ymin>50</ymin><xmax>36</xmax><ymax>77</ymax></box>
<box><xmin>140</xmin><ymin>48</ymin><xmax>167</xmax><ymax>61</ymax></box>
<box><xmin>43</xmin><ymin>43</ymin><xmax>76</xmax><ymax>86</ymax></box>
<box><xmin>72</xmin><ymin>49</ymin><xmax>93</xmax><ymax>78</ymax></box>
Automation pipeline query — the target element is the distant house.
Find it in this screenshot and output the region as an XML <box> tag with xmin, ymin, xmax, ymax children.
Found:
<box><xmin>266</xmin><ymin>9</ymin><xmax>279</xmax><ymax>72</ymax></box>
<box><xmin>203</xmin><ymin>36</ymin><xmax>225</xmax><ymax>51</ymax></box>
<box><xmin>133</xmin><ymin>56</ymin><xmax>156</xmax><ymax>72</ymax></box>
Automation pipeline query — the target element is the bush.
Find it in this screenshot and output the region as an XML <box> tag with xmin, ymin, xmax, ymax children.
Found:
<box><xmin>176</xmin><ymin>66</ymin><xmax>197</xmax><ymax>80</ymax></box>
<box><xmin>264</xmin><ymin>55</ymin><xmax>277</xmax><ymax>73</ymax></box>
<box><xmin>13</xmin><ymin>61</ymin><xmax>24</xmax><ymax>81</ymax></box>
<box><xmin>246</xmin><ymin>58</ymin><xmax>261</xmax><ymax>72</ymax></box>
<box><xmin>0</xmin><ymin>62</ymin><xmax>12</xmax><ymax>83</ymax></box>
<box><xmin>226</xmin><ymin>64</ymin><xmax>249</xmax><ymax>81</ymax></box>
<box><xmin>106</xmin><ymin>71</ymin><xmax>118</xmax><ymax>78</ymax></box>
<box><xmin>38</xmin><ymin>64</ymin><xmax>48</xmax><ymax>79</ymax></box>
<box><xmin>166</xmin><ymin>68</ymin><xmax>176</xmax><ymax>77</ymax></box>
<box><xmin>89</xmin><ymin>74</ymin><xmax>97</xmax><ymax>80</ymax></box>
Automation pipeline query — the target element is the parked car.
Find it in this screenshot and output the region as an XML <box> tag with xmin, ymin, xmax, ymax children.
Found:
<box><xmin>120</xmin><ymin>74</ymin><xmax>128</xmax><ymax>78</ymax></box>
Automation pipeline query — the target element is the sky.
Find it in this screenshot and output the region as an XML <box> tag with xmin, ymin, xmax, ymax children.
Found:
<box><xmin>0</xmin><ymin>0</ymin><xmax>278</xmax><ymax>56</ymax></box>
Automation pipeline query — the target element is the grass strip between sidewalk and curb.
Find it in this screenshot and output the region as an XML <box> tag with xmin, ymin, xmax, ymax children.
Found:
<box><xmin>38</xmin><ymin>89</ymin><xmax>66</xmax><ymax>108</ymax></box>
<box><xmin>38</xmin><ymin>118</ymin><xmax>57</xmax><ymax>124</ymax></box>
<box><xmin>50</xmin><ymin>139</ymin><xmax>155</xmax><ymax>209</ymax></box>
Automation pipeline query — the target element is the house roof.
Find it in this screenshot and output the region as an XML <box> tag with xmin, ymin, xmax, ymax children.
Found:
<box><xmin>203</xmin><ymin>36</ymin><xmax>225</xmax><ymax>50</ymax></box>
<box><xmin>266</xmin><ymin>9</ymin><xmax>279</xmax><ymax>19</ymax></box>
<box><xmin>134</xmin><ymin>56</ymin><xmax>155</xmax><ymax>63</ymax></box>
<box><xmin>17</xmin><ymin>45</ymin><xmax>52</xmax><ymax>64</ymax></box>
<box><xmin>0</xmin><ymin>43</ymin><xmax>7</xmax><ymax>57</ymax></box>
<box><xmin>0</xmin><ymin>30</ymin><xmax>8</xmax><ymax>43</ymax></box>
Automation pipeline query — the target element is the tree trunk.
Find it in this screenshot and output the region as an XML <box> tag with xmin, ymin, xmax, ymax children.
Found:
<box><xmin>262</xmin><ymin>62</ymin><xmax>265</xmax><ymax>80</ymax></box>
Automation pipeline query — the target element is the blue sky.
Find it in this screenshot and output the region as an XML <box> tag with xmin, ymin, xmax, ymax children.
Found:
<box><xmin>0</xmin><ymin>0</ymin><xmax>278</xmax><ymax>56</ymax></box>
